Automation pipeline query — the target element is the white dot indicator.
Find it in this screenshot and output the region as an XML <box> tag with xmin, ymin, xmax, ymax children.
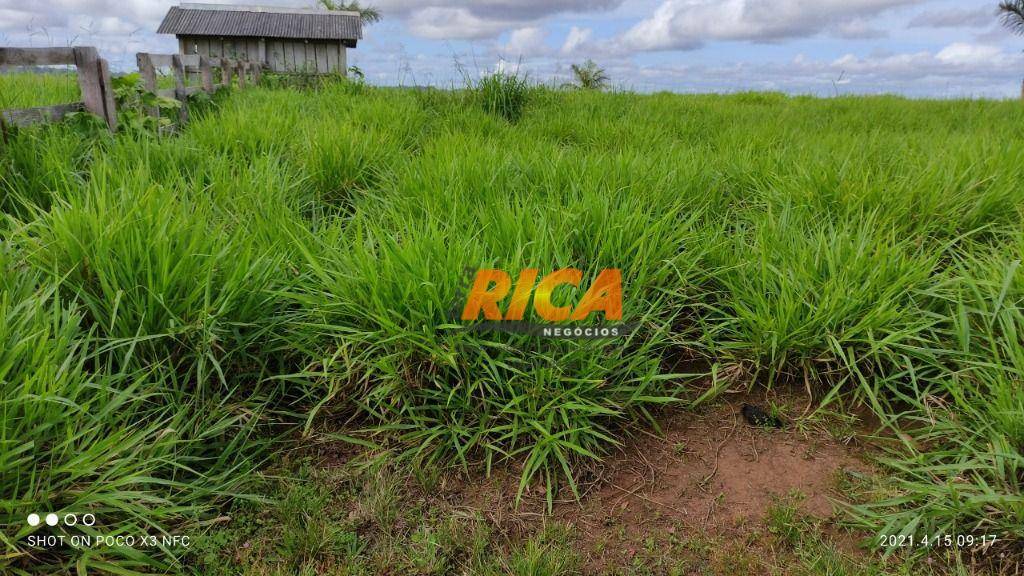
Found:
<box><xmin>45</xmin><ymin>513</ymin><xmax>58</xmax><ymax>526</ymax></box>
<box><xmin>27</xmin><ymin>514</ymin><xmax>40</xmax><ymax>527</ymax></box>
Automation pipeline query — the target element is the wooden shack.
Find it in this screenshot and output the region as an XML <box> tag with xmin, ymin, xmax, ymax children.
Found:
<box><xmin>158</xmin><ymin>3</ymin><xmax>361</xmax><ymax>75</ymax></box>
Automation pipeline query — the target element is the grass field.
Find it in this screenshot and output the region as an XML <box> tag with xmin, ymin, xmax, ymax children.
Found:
<box><xmin>0</xmin><ymin>72</ymin><xmax>81</xmax><ymax>109</ymax></box>
<box><xmin>1</xmin><ymin>75</ymin><xmax>1023</xmax><ymax>575</ymax></box>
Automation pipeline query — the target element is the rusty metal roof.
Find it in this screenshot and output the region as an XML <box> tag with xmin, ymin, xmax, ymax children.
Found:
<box><xmin>158</xmin><ymin>4</ymin><xmax>362</xmax><ymax>41</ymax></box>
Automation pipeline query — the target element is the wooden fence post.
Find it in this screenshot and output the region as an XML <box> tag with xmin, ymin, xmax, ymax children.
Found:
<box><xmin>250</xmin><ymin>62</ymin><xmax>262</xmax><ymax>85</ymax></box>
<box><xmin>171</xmin><ymin>54</ymin><xmax>189</xmax><ymax>124</ymax></box>
<box><xmin>1</xmin><ymin>46</ymin><xmax>115</xmax><ymax>131</ymax></box>
<box><xmin>236</xmin><ymin>61</ymin><xmax>247</xmax><ymax>89</ymax></box>
<box><xmin>221</xmin><ymin>58</ymin><xmax>233</xmax><ymax>88</ymax></box>
<box><xmin>136</xmin><ymin>53</ymin><xmax>158</xmax><ymax>118</ymax></box>
<box><xmin>98</xmin><ymin>58</ymin><xmax>117</xmax><ymax>130</ymax></box>
<box><xmin>199</xmin><ymin>56</ymin><xmax>214</xmax><ymax>93</ymax></box>
<box><xmin>74</xmin><ymin>46</ymin><xmax>116</xmax><ymax>130</ymax></box>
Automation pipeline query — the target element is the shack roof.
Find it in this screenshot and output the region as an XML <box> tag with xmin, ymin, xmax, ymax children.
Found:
<box><xmin>158</xmin><ymin>3</ymin><xmax>362</xmax><ymax>41</ymax></box>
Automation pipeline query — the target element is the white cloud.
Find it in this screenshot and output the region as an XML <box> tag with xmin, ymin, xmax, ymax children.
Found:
<box><xmin>0</xmin><ymin>0</ymin><xmax>202</xmax><ymax>66</ymax></box>
<box><xmin>501</xmin><ymin>26</ymin><xmax>550</xmax><ymax>57</ymax></box>
<box><xmin>1</xmin><ymin>0</ymin><xmax>187</xmax><ymax>33</ymax></box>
<box><xmin>935</xmin><ymin>42</ymin><xmax>1003</xmax><ymax>66</ymax></box>
<box><xmin>834</xmin><ymin>18</ymin><xmax>887</xmax><ymax>39</ymax></box>
<box><xmin>0</xmin><ymin>7</ymin><xmax>64</xmax><ymax>32</ymax></box>
<box><xmin>389</xmin><ymin>0</ymin><xmax>621</xmax><ymax>39</ymax></box>
<box><xmin>406</xmin><ymin>7</ymin><xmax>512</xmax><ymax>39</ymax></box>
<box><xmin>590</xmin><ymin>41</ymin><xmax>1021</xmax><ymax>97</ymax></box>
<box><xmin>561</xmin><ymin>26</ymin><xmax>593</xmax><ymax>54</ymax></box>
<box><xmin>377</xmin><ymin>0</ymin><xmax>621</xmax><ymax>21</ymax></box>
<box><xmin>69</xmin><ymin>15</ymin><xmax>142</xmax><ymax>36</ymax></box>
<box><xmin>828</xmin><ymin>43</ymin><xmax>1017</xmax><ymax>78</ymax></box>
<box><xmin>619</xmin><ymin>0</ymin><xmax>920</xmax><ymax>51</ymax></box>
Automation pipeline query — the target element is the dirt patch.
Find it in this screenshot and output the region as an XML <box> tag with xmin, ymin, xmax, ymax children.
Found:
<box><xmin>575</xmin><ymin>395</ymin><xmax>867</xmax><ymax>524</ymax></box>
<box><xmin>313</xmin><ymin>387</ymin><xmax>877</xmax><ymax>574</ymax></box>
<box><xmin>552</xmin><ymin>391</ymin><xmax>872</xmax><ymax>572</ymax></box>
<box><xmin>426</xmin><ymin>389</ymin><xmax>875</xmax><ymax>573</ymax></box>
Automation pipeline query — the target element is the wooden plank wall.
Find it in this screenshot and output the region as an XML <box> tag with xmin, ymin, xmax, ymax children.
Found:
<box><xmin>181</xmin><ymin>35</ymin><xmax>349</xmax><ymax>75</ymax></box>
<box><xmin>216</xmin><ymin>37</ymin><xmax>346</xmax><ymax>74</ymax></box>
<box><xmin>181</xmin><ymin>36</ymin><xmax>263</xmax><ymax>65</ymax></box>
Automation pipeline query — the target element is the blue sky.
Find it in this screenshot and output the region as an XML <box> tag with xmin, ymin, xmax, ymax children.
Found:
<box><xmin>1</xmin><ymin>0</ymin><xmax>1019</xmax><ymax>97</ymax></box>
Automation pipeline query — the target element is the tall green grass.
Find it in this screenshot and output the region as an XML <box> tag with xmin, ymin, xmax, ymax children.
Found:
<box><xmin>1</xmin><ymin>81</ymin><xmax>1023</xmax><ymax>572</ymax></box>
<box><xmin>475</xmin><ymin>71</ymin><xmax>531</xmax><ymax>122</ymax></box>
<box><xmin>847</xmin><ymin>243</ymin><xmax>1024</xmax><ymax>542</ymax></box>
<box><xmin>0</xmin><ymin>244</ymin><xmax>270</xmax><ymax>574</ymax></box>
<box><xmin>0</xmin><ymin>72</ymin><xmax>80</xmax><ymax>109</ymax></box>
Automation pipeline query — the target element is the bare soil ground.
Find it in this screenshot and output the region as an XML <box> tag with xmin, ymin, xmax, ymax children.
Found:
<box><xmin>226</xmin><ymin>387</ymin><xmax>1021</xmax><ymax>575</ymax></box>
<box><xmin>408</xmin><ymin>388</ymin><xmax>879</xmax><ymax>574</ymax></box>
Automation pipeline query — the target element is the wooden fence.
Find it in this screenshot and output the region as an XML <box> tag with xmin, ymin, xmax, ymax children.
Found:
<box><xmin>0</xmin><ymin>47</ymin><xmax>117</xmax><ymax>130</ymax></box>
<box><xmin>136</xmin><ymin>52</ymin><xmax>261</xmax><ymax>124</ymax></box>
<box><xmin>0</xmin><ymin>46</ymin><xmax>262</xmax><ymax>132</ymax></box>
